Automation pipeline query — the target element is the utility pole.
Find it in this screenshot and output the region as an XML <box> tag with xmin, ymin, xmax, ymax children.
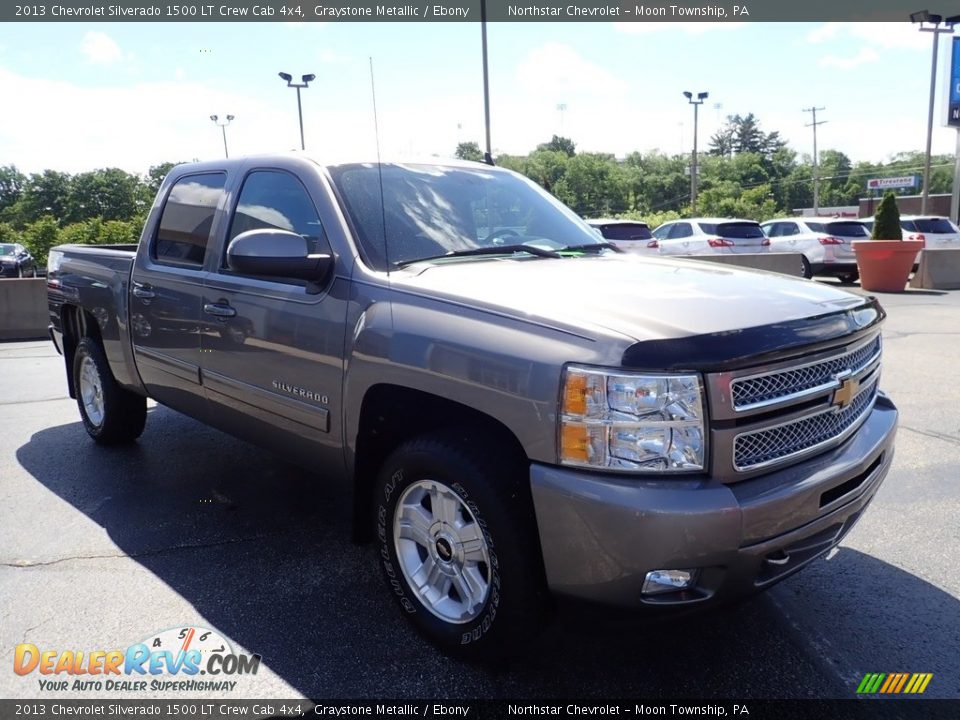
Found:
<box><xmin>803</xmin><ymin>106</ymin><xmax>827</xmax><ymax>215</ymax></box>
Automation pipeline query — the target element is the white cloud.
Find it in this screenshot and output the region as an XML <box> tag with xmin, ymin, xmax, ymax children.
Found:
<box><xmin>515</xmin><ymin>44</ymin><xmax>627</xmax><ymax>99</ymax></box>
<box><xmin>819</xmin><ymin>48</ymin><xmax>881</xmax><ymax>70</ymax></box>
<box><xmin>807</xmin><ymin>22</ymin><xmax>929</xmax><ymax>51</ymax></box>
<box><xmin>614</xmin><ymin>22</ymin><xmax>745</xmax><ymax>35</ymax></box>
<box><xmin>80</xmin><ymin>32</ymin><xmax>124</xmax><ymax>65</ymax></box>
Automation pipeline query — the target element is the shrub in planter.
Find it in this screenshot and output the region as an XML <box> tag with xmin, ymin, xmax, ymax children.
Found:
<box><xmin>853</xmin><ymin>192</ymin><xmax>920</xmax><ymax>292</ymax></box>
<box><xmin>871</xmin><ymin>191</ymin><xmax>902</xmax><ymax>240</ymax></box>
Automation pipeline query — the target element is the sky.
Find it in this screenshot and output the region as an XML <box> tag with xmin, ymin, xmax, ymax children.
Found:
<box><xmin>0</xmin><ymin>20</ymin><xmax>958</xmax><ymax>175</ymax></box>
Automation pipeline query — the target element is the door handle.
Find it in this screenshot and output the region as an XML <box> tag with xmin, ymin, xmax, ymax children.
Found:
<box><xmin>132</xmin><ymin>283</ymin><xmax>155</xmax><ymax>299</ymax></box>
<box><xmin>204</xmin><ymin>303</ymin><xmax>237</xmax><ymax>318</ymax></box>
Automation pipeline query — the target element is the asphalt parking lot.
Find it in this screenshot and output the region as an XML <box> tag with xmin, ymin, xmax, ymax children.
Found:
<box><xmin>1</xmin><ymin>284</ymin><xmax>958</xmax><ymax>702</ymax></box>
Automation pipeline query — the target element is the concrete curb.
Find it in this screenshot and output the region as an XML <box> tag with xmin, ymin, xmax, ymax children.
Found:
<box><xmin>681</xmin><ymin>253</ymin><xmax>806</xmax><ymax>277</ymax></box>
<box><xmin>0</xmin><ymin>278</ymin><xmax>48</xmax><ymax>340</ymax></box>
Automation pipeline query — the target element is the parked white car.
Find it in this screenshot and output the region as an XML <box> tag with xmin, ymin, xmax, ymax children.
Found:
<box><xmin>899</xmin><ymin>215</ymin><xmax>960</xmax><ymax>249</ymax></box>
<box><xmin>761</xmin><ymin>217</ymin><xmax>868</xmax><ymax>282</ymax></box>
<box><xmin>586</xmin><ymin>219</ymin><xmax>658</xmax><ymax>253</ymax></box>
<box><xmin>652</xmin><ymin>218</ymin><xmax>770</xmax><ymax>256</ymax></box>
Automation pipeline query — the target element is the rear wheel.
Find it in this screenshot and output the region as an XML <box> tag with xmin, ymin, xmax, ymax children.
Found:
<box><xmin>838</xmin><ymin>271</ymin><xmax>859</xmax><ymax>285</ymax></box>
<box><xmin>374</xmin><ymin>430</ymin><xmax>547</xmax><ymax>658</ymax></box>
<box><xmin>73</xmin><ymin>337</ymin><xmax>147</xmax><ymax>444</ymax></box>
<box><xmin>800</xmin><ymin>256</ymin><xmax>813</xmax><ymax>279</ymax></box>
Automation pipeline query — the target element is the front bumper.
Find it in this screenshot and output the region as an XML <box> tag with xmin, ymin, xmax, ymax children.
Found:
<box><xmin>530</xmin><ymin>393</ymin><xmax>897</xmax><ymax>608</ymax></box>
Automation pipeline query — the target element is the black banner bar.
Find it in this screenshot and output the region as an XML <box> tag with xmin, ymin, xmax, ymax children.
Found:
<box><xmin>1</xmin><ymin>0</ymin><xmax>938</xmax><ymax>23</ymax></box>
<box><xmin>1</xmin><ymin>700</ymin><xmax>959</xmax><ymax>720</ymax></box>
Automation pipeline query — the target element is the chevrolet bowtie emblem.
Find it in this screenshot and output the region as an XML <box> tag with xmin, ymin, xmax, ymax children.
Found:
<box><xmin>833</xmin><ymin>376</ymin><xmax>860</xmax><ymax>409</ymax></box>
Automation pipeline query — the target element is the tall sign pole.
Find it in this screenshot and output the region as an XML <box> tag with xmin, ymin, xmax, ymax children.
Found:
<box><xmin>949</xmin><ymin>36</ymin><xmax>960</xmax><ymax>222</ymax></box>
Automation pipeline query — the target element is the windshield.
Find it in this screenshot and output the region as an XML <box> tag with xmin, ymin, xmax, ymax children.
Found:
<box><xmin>0</xmin><ymin>244</ymin><xmax>16</xmax><ymax>256</ymax></box>
<box><xmin>328</xmin><ymin>163</ymin><xmax>604</xmax><ymax>270</ymax></box>
<box><xmin>699</xmin><ymin>222</ymin><xmax>764</xmax><ymax>238</ymax></box>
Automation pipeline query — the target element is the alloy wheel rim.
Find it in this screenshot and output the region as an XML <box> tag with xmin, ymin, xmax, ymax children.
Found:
<box><xmin>78</xmin><ymin>356</ymin><xmax>105</xmax><ymax>427</ymax></box>
<box><xmin>393</xmin><ymin>479</ymin><xmax>491</xmax><ymax>624</ymax></box>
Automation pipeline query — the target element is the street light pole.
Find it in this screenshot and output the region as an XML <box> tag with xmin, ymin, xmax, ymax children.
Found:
<box><xmin>278</xmin><ymin>72</ymin><xmax>316</xmax><ymax>150</ymax></box>
<box><xmin>912</xmin><ymin>11</ymin><xmax>957</xmax><ymax>213</ymax></box>
<box><xmin>209</xmin><ymin>114</ymin><xmax>235</xmax><ymax>158</ymax></box>
<box><xmin>683</xmin><ymin>91</ymin><xmax>708</xmax><ymax>214</ymax></box>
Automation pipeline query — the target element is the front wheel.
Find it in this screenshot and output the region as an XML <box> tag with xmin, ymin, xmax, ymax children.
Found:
<box><xmin>73</xmin><ymin>337</ymin><xmax>147</xmax><ymax>444</ymax></box>
<box><xmin>374</xmin><ymin>431</ymin><xmax>547</xmax><ymax>658</ymax></box>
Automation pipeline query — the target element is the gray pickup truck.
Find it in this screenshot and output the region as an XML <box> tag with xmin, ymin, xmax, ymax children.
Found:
<box><xmin>48</xmin><ymin>155</ymin><xmax>897</xmax><ymax>657</ymax></box>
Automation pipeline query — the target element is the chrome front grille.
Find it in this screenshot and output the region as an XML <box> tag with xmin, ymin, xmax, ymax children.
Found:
<box><xmin>733</xmin><ymin>373</ymin><xmax>879</xmax><ymax>471</ymax></box>
<box><xmin>731</xmin><ymin>336</ymin><xmax>881</xmax><ymax>412</ymax></box>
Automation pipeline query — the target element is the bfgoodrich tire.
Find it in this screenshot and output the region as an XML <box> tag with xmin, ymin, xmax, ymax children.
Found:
<box><xmin>73</xmin><ymin>337</ymin><xmax>147</xmax><ymax>444</ymax></box>
<box><xmin>374</xmin><ymin>431</ymin><xmax>547</xmax><ymax>658</ymax></box>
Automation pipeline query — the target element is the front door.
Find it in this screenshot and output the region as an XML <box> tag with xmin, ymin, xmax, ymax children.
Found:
<box><xmin>199</xmin><ymin>168</ymin><xmax>348</xmax><ymax>472</ymax></box>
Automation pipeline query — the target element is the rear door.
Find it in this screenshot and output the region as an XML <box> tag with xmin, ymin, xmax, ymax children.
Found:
<box><xmin>199</xmin><ymin>166</ymin><xmax>349</xmax><ymax>470</ymax></box>
<box><xmin>131</xmin><ymin>171</ymin><xmax>227</xmax><ymax>417</ymax></box>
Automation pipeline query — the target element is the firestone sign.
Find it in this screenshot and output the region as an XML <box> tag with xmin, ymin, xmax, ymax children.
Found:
<box><xmin>866</xmin><ymin>176</ymin><xmax>919</xmax><ymax>190</ymax></box>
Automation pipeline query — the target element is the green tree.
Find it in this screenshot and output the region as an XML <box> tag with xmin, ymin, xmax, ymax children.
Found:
<box><xmin>147</xmin><ymin>162</ymin><xmax>180</xmax><ymax>195</ymax></box>
<box><xmin>537</xmin><ymin>135</ymin><xmax>576</xmax><ymax>157</ymax></box>
<box><xmin>0</xmin><ymin>222</ymin><xmax>21</xmax><ymax>243</ymax></box>
<box><xmin>553</xmin><ymin>153</ymin><xmax>626</xmax><ymax>217</ymax></box>
<box><xmin>21</xmin><ymin>170</ymin><xmax>72</xmax><ymax>224</ymax></box>
<box><xmin>524</xmin><ymin>149</ymin><xmax>569</xmax><ymax>192</ymax></box>
<box><xmin>0</xmin><ymin>165</ymin><xmax>26</xmax><ymax>215</ymax></box>
<box><xmin>454</xmin><ymin>142</ymin><xmax>484</xmax><ymax>162</ymax></box>
<box><xmin>67</xmin><ymin>168</ymin><xmax>146</xmax><ymax>223</ymax></box>
<box><xmin>21</xmin><ymin>216</ymin><xmax>61</xmax><ymax>267</ymax></box>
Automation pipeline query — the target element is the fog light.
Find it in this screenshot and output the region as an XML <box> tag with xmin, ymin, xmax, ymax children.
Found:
<box><xmin>642</xmin><ymin>569</ymin><xmax>698</xmax><ymax>595</ymax></box>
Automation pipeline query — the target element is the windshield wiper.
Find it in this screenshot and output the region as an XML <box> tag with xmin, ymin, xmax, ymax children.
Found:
<box><xmin>396</xmin><ymin>244</ymin><xmax>561</xmax><ymax>267</ymax></box>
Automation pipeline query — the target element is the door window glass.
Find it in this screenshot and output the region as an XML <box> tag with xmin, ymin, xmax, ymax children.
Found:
<box><xmin>153</xmin><ymin>173</ymin><xmax>226</xmax><ymax>267</ymax></box>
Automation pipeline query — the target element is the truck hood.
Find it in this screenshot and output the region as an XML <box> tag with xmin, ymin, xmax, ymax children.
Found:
<box><xmin>391</xmin><ymin>254</ymin><xmax>869</xmax><ymax>343</ymax></box>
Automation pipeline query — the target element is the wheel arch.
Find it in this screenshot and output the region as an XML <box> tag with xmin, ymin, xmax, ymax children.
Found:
<box><xmin>60</xmin><ymin>304</ymin><xmax>105</xmax><ymax>399</ymax></box>
<box><xmin>351</xmin><ymin>383</ymin><xmax>529</xmax><ymax>543</ymax></box>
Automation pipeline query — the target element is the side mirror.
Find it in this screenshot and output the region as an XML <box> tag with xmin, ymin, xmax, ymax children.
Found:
<box><xmin>227</xmin><ymin>229</ymin><xmax>331</xmax><ymax>281</ymax></box>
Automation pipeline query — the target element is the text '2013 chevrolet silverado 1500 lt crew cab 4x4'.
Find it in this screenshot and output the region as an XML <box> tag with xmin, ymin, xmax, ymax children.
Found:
<box><xmin>48</xmin><ymin>155</ymin><xmax>897</xmax><ymax>657</ymax></box>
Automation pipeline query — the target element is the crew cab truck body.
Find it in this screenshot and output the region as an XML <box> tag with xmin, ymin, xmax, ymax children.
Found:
<box><xmin>48</xmin><ymin>155</ymin><xmax>898</xmax><ymax>656</ymax></box>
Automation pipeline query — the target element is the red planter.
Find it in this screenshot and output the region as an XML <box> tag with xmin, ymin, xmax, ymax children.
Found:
<box><xmin>852</xmin><ymin>240</ymin><xmax>924</xmax><ymax>293</ymax></box>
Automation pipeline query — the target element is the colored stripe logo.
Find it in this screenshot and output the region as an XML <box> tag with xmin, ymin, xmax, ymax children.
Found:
<box><xmin>856</xmin><ymin>673</ymin><xmax>933</xmax><ymax>694</ymax></box>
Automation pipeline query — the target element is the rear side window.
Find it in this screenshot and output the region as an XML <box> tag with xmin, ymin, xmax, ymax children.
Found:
<box><xmin>826</xmin><ymin>221</ymin><xmax>868</xmax><ymax>237</ymax></box>
<box><xmin>153</xmin><ymin>173</ymin><xmax>226</xmax><ymax>267</ymax></box>
<box><xmin>914</xmin><ymin>218</ymin><xmax>958</xmax><ymax>234</ymax></box>
<box><xmin>599</xmin><ymin>223</ymin><xmax>652</xmax><ymax>241</ymax></box>
<box><xmin>668</xmin><ymin>223</ymin><xmax>693</xmax><ymax>239</ymax></box>
<box><xmin>806</xmin><ymin>222</ymin><xmax>825</xmax><ymax>233</ymax></box>
<box><xmin>227</xmin><ymin>170</ymin><xmax>328</xmax><ymax>256</ymax></box>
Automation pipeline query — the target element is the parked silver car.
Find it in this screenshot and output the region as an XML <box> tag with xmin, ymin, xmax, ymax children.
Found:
<box><xmin>653</xmin><ymin>218</ymin><xmax>770</xmax><ymax>256</ymax></box>
<box><xmin>761</xmin><ymin>218</ymin><xmax>868</xmax><ymax>282</ymax></box>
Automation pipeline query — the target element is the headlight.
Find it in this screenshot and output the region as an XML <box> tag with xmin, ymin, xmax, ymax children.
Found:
<box><xmin>559</xmin><ymin>365</ymin><xmax>706</xmax><ymax>472</ymax></box>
